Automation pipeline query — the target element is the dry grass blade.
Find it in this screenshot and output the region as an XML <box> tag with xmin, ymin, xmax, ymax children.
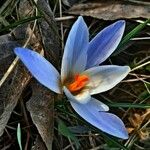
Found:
<box><xmin>131</xmin><ymin>61</ymin><xmax>150</xmax><ymax>72</ymax></box>
<box><xmin>0</xmin><ymin>57</ymin><xmax>19</xmax><ymax>87</ymax></box>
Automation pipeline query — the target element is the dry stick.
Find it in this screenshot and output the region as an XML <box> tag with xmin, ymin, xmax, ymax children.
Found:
<box><xmin>122</xmin><ymin>77</ymin><xmax>148</xmax><ymax>82</ymax></box>
<box><xmin>89</xmin><ymin>131</ymin><xmax>96</xmax><ymax>148</ymax></box>
<box><xmin>130</xmin><ymin>73</ymin><xmax>150</xmax><ymax>78</ymax></box>
<box><xmin>141</xmin><ymin>118</ymin><xmax>150</xmax><ymax>130</ymax></box>
<box><xmin>129</xmin><ymin>72</ymin><xmax>150</xmax><ymax>93</ymax></box>
<box><xmin>135</xmin><ymin>56</ymin><xmax>150</xmax><ymax>66</ymax></box>
<box><xmin>131</xmin><ymin>61</ymin><xmax>150</xmax><ymax>72</ymax></box>
<box><xmin>59</xmin><ymin>0</ymin><xmax>64</xmax><ymax>52</ymax></box>
<box><xmin>63</xmin><ymin>138</ymin><xmax>76</xmax><ymax>150</ymax></box>
<box><xmin>0</xmin><ymin>57</ymin><xmax>19</xmax><ymax>87</ymax></box>
<box><xmin>124</xmin><ymin>134</ymin><xmax>137</xmax><ymax>149</ymax></box>
<box><xmin>55</xmin><ymin>16</ymin><xmax>75</xmax><ymax>21</ymax></box>
<box><xmin>20</xmin><ymin>99</ymin><xmax>30</xmax><ymax>150</ymax></box>
<box><xmin>124</xmin><ymin>73</ymin><xmax>150</xmax><ymax>84</ymax></box>
<box><xmin>122</xmin><ymin>74</ymin><xmax>150</xmax><ymax>119</ymax></box>
<box><xmin>131</xmin><ymin>37</ymin><xmax>150</xmax><ymax>40</ymax></box>
<box><xmin>0</xmin><ymin>13</ymin><xmax>38</xmax><ymax>87</ymax></box>
<box><xmin>136</xmin><ymin>20</ymin><xmax>150</xmax><ymax>26</ymax></box>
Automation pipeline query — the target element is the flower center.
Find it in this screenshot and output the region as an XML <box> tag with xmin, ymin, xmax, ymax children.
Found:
<box><xmin>68</xmin><ymin>74</ymin><xmax>89</xmax><ymax>92</ymax></box>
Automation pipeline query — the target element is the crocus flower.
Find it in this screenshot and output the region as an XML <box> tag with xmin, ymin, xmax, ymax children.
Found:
<box><xmin>14</xmin><ymin>16</ymin><xmax>130</xmax><ymax>139</ymax></box>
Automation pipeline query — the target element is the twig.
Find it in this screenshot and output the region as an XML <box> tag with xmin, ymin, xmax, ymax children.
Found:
<box><xmin>122</xmin><ymin>78</ymin><xmax>148</xmax><ymax>82</ymax></box>
<box><xmin>131</xmin><ymin>37</ymin><xmax>150</xmax><ymax>40</ymax></box>
<box><xmin>136</xmin><ymin>20</ymin><xmax>150</xmax><ymax>26</ymax></box>
<box><xmin>55</xmin><ymin>16</ymin><xmax>75</xmax><ymax>21</ymax></box>
<box><xmin>59</xmin><ymin>0</ymin><xmax>64</xmax><ymax>51</ymax></box>
<box><xmin>131</xmin><ymin>61</ymin><xmax>150</xmax><ymax>72</ymax></box>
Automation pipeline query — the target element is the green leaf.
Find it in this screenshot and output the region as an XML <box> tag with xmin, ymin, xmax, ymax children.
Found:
<box><xmin>106</xmin><ymin>102</ymin><xmax>150</xmax><ymax>109</ymax></box>
<box><xmin>59</xmin><ymin>103</ymin><xmax>134</xmax><ymax>149</ymax></box>
<box><xmin>100</xmin><ymin>132</ymin><xmax>129</xmax><ymax>150</ymax></box>
<box><xmin>57</xmin><ymin>106</ymin><xmax>128</xmax><ymax>149</ymax></box>
<box><xmin>139</xmin><ymin>90</ymin><xmax>150</xmax><ymax>100</ymax></box>
<box><xmin>58</xmin><ymin>119</ymin><xmax>80</xmax><ymax>149</ymax></box>
<box><xmin>17</xmin><ymin>123</ymin><xmax>22</xmax><ymax>150</ymax></box>
<box><xmin>113</xmin><ymin>19</ymin><xmax>150</xmax><ymax>56</ymax></box>
<box><xmin>145</xmin><ymin>64</ymin><xmax>150</xmax><ymax>71</ymax></box>
<box><xmin>0</xmin><ymin>16</ymin><xmax>41</xmax><ymax>33</ymax></box>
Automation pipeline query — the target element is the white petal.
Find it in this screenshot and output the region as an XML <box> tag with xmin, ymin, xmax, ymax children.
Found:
<box><xmin>83</xmin><ymin>65</ymin><xmax>130</xmax><ymax>95</ymax></box>
<box><xmin>61</xmin><ymin>16</ymin><xmax>89</xmax><ymax>82</ymax></box>
<box><xmin>63</xmin><ymin>86</ymin><xmax>91</xmax><ymax>104</ymax></box>
<box><xmin>87</xmin><ymin>97</ymin><xmax>109</xmax><ymax>111</ymax></box>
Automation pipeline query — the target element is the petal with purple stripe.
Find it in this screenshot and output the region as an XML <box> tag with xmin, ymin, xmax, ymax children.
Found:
<box><xmin>86</xmin><ymin>20</ymin><xmax>125</xmax><ymax>68</ymax></box>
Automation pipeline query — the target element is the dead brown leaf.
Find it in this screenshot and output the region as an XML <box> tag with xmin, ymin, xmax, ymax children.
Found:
<box><xmin>128</xmin><ymin>109</ymin><xmax>150</xmax><ymax>140</ymax></box>
<box><xmin>24</xmin><ymin>0</ymin><xmax>61</xmax><ymax>149</ymax></box>
<box><xmin>139</xmin><ymin>129</ymin><xmax>149</xmax><ymax>140</ymax></box>
<box><xmin>37</xmin><ymin>0</ymin><xmax>61</xmax><ymax>68</ymax></box>
<box><xmin>62</xmin><ymin>0</ymin><xmax>83</xmax><ymax>6</ymax></box>
<box><xmin>68</xmin><ymin>0</ymin><xmax>150</xmax><ymax>20</ymax></box>
<box><xmin>27</xmin><ymin>82</ymin><xmax>54</xmax><ymax>150</ymax></box>
<box><xmin>0</xmin><ymin>24</ymin><xmax>34</xmax><ymax>136</ymax></box>
<box><xmin>128</xmin><ymin>113</ymin><xmax>143</xmax><ymax>128</ymax></box>
<box><xmin>31</xmin><ymin>136</ymin><xmax>47</xmax><ymax>150</ymax></box>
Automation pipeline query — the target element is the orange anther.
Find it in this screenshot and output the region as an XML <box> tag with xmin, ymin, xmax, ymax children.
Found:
<box><xmin>68</xmin><ymin>74</ymin><xmax>89</xmax><ymax>92</ymax></box>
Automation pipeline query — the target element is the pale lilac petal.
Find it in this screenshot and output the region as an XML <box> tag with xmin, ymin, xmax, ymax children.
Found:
<box><xmin>83</xmin><ymin>65</ymin><xmax>130</xmax><ymax>95</ymax></box>
<box><xmin>63</xmin><ymin>86</ymin><xmax>91</xmax><ymax>104</ymax></box>
<box><xmin>85</xmin><ymin>97</ymin><xmax>109</xmax><ymax>111</ymax></box>
<box><xmin>86</xmin><ymin>20</ymin><xmax>125</xmax><ymax>68</ymax></box>
<box><xmin>14</xmin><ymin>47</ymin><xmax>61</xmax><ymax>94</ymax></box>
<box><xmin>61</xmin><ymin>16</ymin><xmax>89</xmax><ymax>82</ymax></box>
<box><xmin>70</xmin><ymin>101</ymin><xmax>128</xmax><ymax>139</ymax></box>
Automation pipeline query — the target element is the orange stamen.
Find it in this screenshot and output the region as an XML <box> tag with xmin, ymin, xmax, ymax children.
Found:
<box><xmin>68</xmin><ymin>74</ymin><xmax>89</xmax><ymax>92</ymax></box>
